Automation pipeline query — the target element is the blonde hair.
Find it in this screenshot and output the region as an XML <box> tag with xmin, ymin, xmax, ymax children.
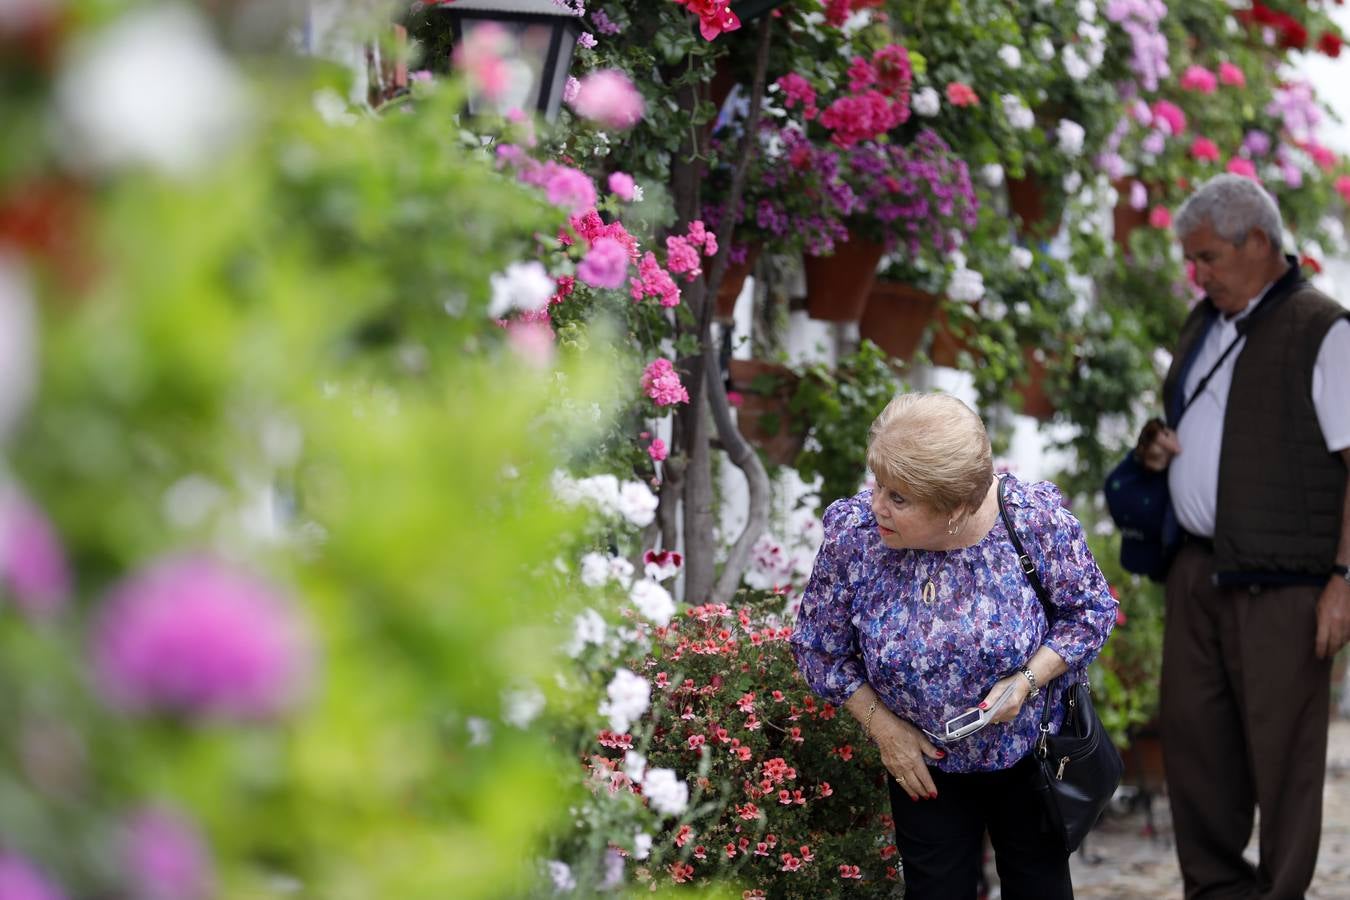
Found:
<box><xmin>866</xmin><ymin>392</ymin><xmax>993</xmax><ymax>515</ymax></box>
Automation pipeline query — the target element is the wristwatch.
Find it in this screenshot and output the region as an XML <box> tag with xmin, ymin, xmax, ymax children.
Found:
<box><xmin>1333</xmin><ymin>564</ymin><xmax>1350</xmax><ymax>585</ymax></box>
<box><xmin>1019</xmin><ymin>666</ymin><xmax>1040</xmax><ymax>699</ymax></box>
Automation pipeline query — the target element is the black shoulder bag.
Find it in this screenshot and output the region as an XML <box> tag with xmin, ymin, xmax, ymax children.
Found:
<box><xmin>997</xmin><ymin>475</ymin><xmax>1123</xmax><ymax>854</ymax></box>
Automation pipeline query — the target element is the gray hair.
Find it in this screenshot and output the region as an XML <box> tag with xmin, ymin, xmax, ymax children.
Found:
<box><xmin>1174</xmin><ymin>174</ymin><xmax>1284</xmax><ymax>251</ymax></box>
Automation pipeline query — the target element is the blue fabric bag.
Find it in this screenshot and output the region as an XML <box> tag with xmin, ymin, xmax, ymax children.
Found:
<box><xmin>1103</xmin><ymin>452</ymin><xmax>1176</xmax><ymax>581</ymax></box>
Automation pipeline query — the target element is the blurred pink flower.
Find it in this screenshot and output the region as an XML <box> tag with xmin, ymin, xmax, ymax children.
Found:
<box><xmin>1226</xmin><ymin>158</ymin><xmax>1258</xmax><ymax>179</ymax></box>
<box><xmin>1151</xmin><ymin>100</ymin><xmax>1187</xmax><ymax>135</ymax></box>
<box><xmin>607</xmin><ymin>171</ymin><xmax>636</xmax><ymax>202</ymax></box>
<box><xmin>0</xmin><ymin>852</ymin><xmax>65</xmax><ymax>900</ymax></box>
<box><xmin>641</xmin><ymin>359</ymin><xmax>690</xmax><ymax>407</ymax></box>
<box><xmin>507</xmin><ymin>320</ymin><xmax>556</xmax><ymax>369</ymax></box>
<box><xmin>0</xmin><ymin>487</ymin><xmax>70</xmax><ymax>620</ymax></box>
<box><xmin>570</xmin><ymin>70</ymin><xmax>645</xmax><ymax>129</ymax></box>
<box><xmin>1218</xmin><ymin>62</ymin><xmax>1246</xmax><ymax>87</ymax></box>
<box><xmin>452</xmin><ymin>23</ymin><xmax>512</xmax><ymax>102</ymax></box>
<box><xmin>1335</xmin><ymin>174</ymin><xmax>1350</xmax><ymax>203</ymax></box>
<box><xmin>91</xmin><ymin>555</ymin><xmax>314</xmax><ymax>721</ymax></box>
<box><xmin>1190</xmin><ymin>137</ymin><xmax>1221</xmax><ymax>162</ymax></box>
<box><xmin>543</xmin><ymin>165</ymin><xmax>597</xmax><ymax>214</ymax></box>
<box><xmin>944</xmin><ymin>82</ymin><xmax>979</xmax><ymax>107</ymax></box>
<box><xmin>123</xmin><ymin>807</ymin><xmax>214</xmax><ymax>900</ymax></box>
<box><xmin>647</xmin><ymin>438</ymin><xmax>668</xmax><ymax>462</ymax></box>
<box><xmin>1179</xmin><ymin>65</ymin><xmax>1218</xmax><ymax>93</ymax></box>
<box><xmin>1148</xmin><ymin>205</ymin><xmax>1172</xmax><ymax>229</ymax></box>
<box><xmin>578</xmin><ymin>236</ymin><xmax>630</xmax><ymax>289</ymax></box>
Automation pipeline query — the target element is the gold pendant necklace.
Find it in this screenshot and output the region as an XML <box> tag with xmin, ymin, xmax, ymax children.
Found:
<box><xmin>919</xmin><ymin>550</ymin><xmax>953</xmax><ymax>606</ymax></box>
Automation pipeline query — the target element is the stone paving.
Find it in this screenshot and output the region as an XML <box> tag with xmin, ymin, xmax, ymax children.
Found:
<box><xmin>1039</xmin><ymin>717</ymin><xmax>1350</xmax><ymax>899</ymax></box>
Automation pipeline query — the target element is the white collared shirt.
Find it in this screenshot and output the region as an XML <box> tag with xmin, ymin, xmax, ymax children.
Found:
<box><xmin>1169</xmin><ymin>286</ymin><xmax>1350</xmax><ymax>539</ymax></box>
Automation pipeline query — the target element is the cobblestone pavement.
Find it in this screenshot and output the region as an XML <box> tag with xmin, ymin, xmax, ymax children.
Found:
<box><xmin>1042</xmin><ymin>718</ymin><xmax>1350</xmax><ymax>899</ymax></box>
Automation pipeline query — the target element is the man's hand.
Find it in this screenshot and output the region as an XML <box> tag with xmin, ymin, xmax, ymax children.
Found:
<box><xmin>1135</xmin><ymin>417</ymin><xmax>1182</xmax><ymax>473</ymax></box>
<box><xmin>871</xmin><ymin>711</ymin><xmax>944</xmax><ymax>801</ymax></box>
<box><xmin>1315</xmin><ymin>576</ymin><xmax>1350</xmax><ymax>659</ymax></box>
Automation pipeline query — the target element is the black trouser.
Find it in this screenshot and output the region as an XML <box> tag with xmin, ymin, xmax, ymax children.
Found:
<box><xmin>887</xmin><ymin>752</ymin><xmax>1073</xmax><ymax>900</ymax></box>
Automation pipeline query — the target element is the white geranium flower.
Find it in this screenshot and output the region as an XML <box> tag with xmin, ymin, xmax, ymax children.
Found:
<box><xmin>599</xmin><ymin>668</ymin><xmax>650</xmax><ymax>733</ymax></box>
<box><xmin>579</xmin><ymin>552</ymin><xmax>610</xmax><ymax>588</ymax></box>
<box><xmin>607</xmin><ymin>555</ymin><xmax>634</xmax><ymax>587</ymax></box>
<box><xmin>1010</xmin><ymin>246</ymin><xmax>1034</xmax><ymax>270</ymax></box>
<box><xmin>488</xmin><ymin>260</ymin><xmax>554</xmax><ymax>318</ymax></box>
<box><xmin>984</xmin><ymin>298</ymin><xmax>1009</xmax><ymax>321</ymax></box>
<box><xmin>617</xmin><ymin>480</ymin><xmax>658</xmax><ymax>527</ymax></box>
<box><xmin>998</xmin><ymin>45</ymin><xmax>1022</xmax><ymax>69</ymax></box>
<box><xmin>547</xmin><ymin>860</ymin><xmax>576</xmax><ymax>894</ymax></box>
<box><xmin>0</xmin><ymin>260</ymin><xmax>37</xmax><ymax>445</ymax></box>
<box><xmin>1002</xmin><ymin>94</ymin><xmax>1035</xmax><ymax>130</ymax></box>
<box><xmin>643</xmin><ymin>768</ymin><xmax>690</xmax><ymax>815</ymax></box>
<box><xmin>565</xmin><ymin>608</ymin><xmax>608</xmax><ymax>657</ymax></box>
<box><xmin>577</xmin><ymin>474</ymin><xmax>621</xmax><ymax>516</ymax></box>
<box><xmin>631</xmin><ymin>184</ymin><xmax>644</xmax><ymax>202</ymax></box>
<box><xmin>948</xmin><ymin>266</ymin><xmax>986</xmax><ymax>303</ymax></box>
<box><xmin>911</xmin><ymin>86</ymin><xmax>941</xmax><ymax>117</ymax></box>
<box><xmin>1062</xmin><ymin>46</ymin><xmax>1091</xmax><ymax>81</ymax></box>
<box><xmin>502</xmin><ymin>685</ymin><xmax>545</xmax><ymax>728</ymax></box>
<box><xmin>623</xmin><ymin>750</ymin><xmax>648</xmax><ymax>781</ymax></box>
<box><xmin>1063</xmin><ymin>171</ymin><xmax>1083</xmax><ymax>193</ymax></box>
<box><xmin>633</xmin><ymin>832</ymin><xmax>653</xmax><ymax>861</ymax></box>
<box><xmin>981</xmin><ymin>163</ymin><xmax>1005</xmax><ymax>187</ymax></box>
<box><xmin>629</xmin><ymin>579</ymin><xmax>676</xmax><ymax>626</ymax></box>
<box><xmin>1077</xmin><ymin>0</ymin><xmax>1098</xmax><ymax>21</ymax></box>
<box><xmin>1057</xmin><ymin>119</ymin><xmax>1086</xmax><ymax>156</ymax></box>
<box><xmin>1034</xmin><ymin>37</ymin><xmax>1056</xmax><ymax>61</ymax></box>
<box><xmin>467</xmin><ymin>716</ymin><xmax>492</xmax><ymax>746</ymax></box>
<box><xmin>57</xmin><ymin>5</ymin><xmax>249</xmax><ymax>176</ymax></box>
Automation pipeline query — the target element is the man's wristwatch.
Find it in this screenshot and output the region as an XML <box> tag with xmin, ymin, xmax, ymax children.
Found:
<box><xmin>1019</xmin><ymin>667</ymin><xmax>1040</xmax><ymax>699</ymax></box>
<box><xmin>1333</xmin><ymin>564</ymin><xmax>1350</xmax><ymax>585</ymax></box>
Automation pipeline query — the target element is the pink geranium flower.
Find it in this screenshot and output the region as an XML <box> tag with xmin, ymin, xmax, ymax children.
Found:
<box><xmin>543</xmin><ymin>165</ymin><xmax>597</xmax><ymax>215</ymax></box>
<box><xmin>641</xmin><ymin>359</ymin><xmax>690</xmax><ymax>407</ymax></box>
<box><xmin>1179</xmin><ymin>65</ymin><xmax>1218</xmax><ymax>93</ymax></box>
<box><xmin>578</xmin><ymin>236</ymin><xmax>631</xmax><ymax>289</ymax></box>
<box><xmin>0</xmin><ymin>487</ymin><xmax>70</xmax><ymax>620</ymax></box>
<box><xmin>608</xmin><ymin>171</ymin><xmax>636</xmax><ymax>202</ymax></box>
<box><xmin>91</xmin><ymin>555</ymin><xmax>314</xmax><ymax>721</ymax></box>
<box><xmin>1218</xmin><ymin>62</ymin><xmax>1246</xmax><ymax>87</ymax></box>
<box><xmin>1148</xmin><ymin>205</ymin><xmax>1173</xmax><ymax>229</ymax></box>
<box><xmin>570</xmin><ymin>69</ymin><xmax>645</xmax><ymax>130</ymax></box>
<box><xmin>123</xmin><ymin>807</ymin><xmax>214</xmax><ymax>900</ymax></box>
<box><xmin>1190</xmin><ymin>137</ymin><xmax>1221</xmax><ymax>162</ymax></box>
<box><xmin>945</xmin><ymin>82</ymin><xmax>979</xmax><ymax>107</ymax></box>
<box><xmin>1151</xmin><ymin>100</ymin><xmax>1187</xmax><ymax>136</ymax></box>
<box><xmin>1226</xmin><ymin>158</ymin><xmax>1259</xmax><ymax>179</ymax></box>
<box><xmin>647</xmin><ymin>438</ymin><xmax>669</xmax><ymax>463</ymax></box>
<box><xmin>1334</xmin><ymin>174</ymin><xmax>1350</xmax><ymax>203</ymax></box>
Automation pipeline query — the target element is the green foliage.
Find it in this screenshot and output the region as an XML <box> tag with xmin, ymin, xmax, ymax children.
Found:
<box><xmin>790</xmin><ymin>341</ymin><xmax>902</xmax><ymax>511</ymax></box>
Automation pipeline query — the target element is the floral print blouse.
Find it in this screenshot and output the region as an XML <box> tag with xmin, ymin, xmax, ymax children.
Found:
<box><xmin>790</xmin><ymin>476</ymin><xmax>1117</xmax><ymax>774</ymax></box>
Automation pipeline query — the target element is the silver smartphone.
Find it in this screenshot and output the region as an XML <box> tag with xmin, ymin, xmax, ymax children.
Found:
<box><xmin>924</xmin><ymin>682</ymin><xmax>1018</xmax><ymax>743</ymax></box>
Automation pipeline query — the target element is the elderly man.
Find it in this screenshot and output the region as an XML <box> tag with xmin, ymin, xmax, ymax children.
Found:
<box><xmin>1137</xmin><ymin>173</ymin><xmax>1350</xmax><ymax>898</ymax></box>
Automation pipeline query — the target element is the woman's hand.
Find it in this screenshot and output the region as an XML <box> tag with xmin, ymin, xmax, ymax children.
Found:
<box><xmin>871</xmin><ymin>709</ymin><xmax>945</xmax><ymax>801</ymax></box>
<box><xmin>977</xmin><ymin>673</ymin><xmax>1032</xmax><ymax>726</ymax></box>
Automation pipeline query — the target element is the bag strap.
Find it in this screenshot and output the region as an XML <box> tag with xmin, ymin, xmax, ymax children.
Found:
<box><xmin>996</xmin><ymin>475</ymin><xmax>1057</xmax><ymax>738</ymax></box>
<box><xmin>1173</xmin><ymin>282</ymin><xmax>1286</xmax><ymax>427</ymax></box>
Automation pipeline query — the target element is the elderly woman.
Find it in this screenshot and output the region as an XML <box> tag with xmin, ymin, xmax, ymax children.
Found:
<box><xmin>790</xmin><ymin>392</ymin><xmax>1117</xmax><ymax>899</ymax></box>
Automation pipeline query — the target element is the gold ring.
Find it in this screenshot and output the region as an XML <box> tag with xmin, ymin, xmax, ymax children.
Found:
<box><xmin>897</xmin><ymin>775</ymin><xmax>906</xmax><ymax>786</ymax></box>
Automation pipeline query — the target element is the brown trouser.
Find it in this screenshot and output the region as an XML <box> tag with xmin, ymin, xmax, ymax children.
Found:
<box><xmin>1160</xmin><ymin>543</ymin><xmax>1332</xmax><ymax>900</ymax></box>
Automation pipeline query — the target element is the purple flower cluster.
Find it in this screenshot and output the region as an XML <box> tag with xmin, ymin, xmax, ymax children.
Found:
<box><xmin>0</xmin><ymin>487</ymin><xmax>70</xmax><ymax>620</ymax></box>
<box><xmin>0</xmin><ymin>853</ymin><xmax>65</xmax><ymax>900</ymax></box>
<box><xmin>91</xmin><ymin>555</ymin><xmax>314</xmax><ymax>721</ymax></box>
<box><xmin>122</xmin><ymin>807</ymin><xmax>214</xmax><ymax>900</ymax></box>
<box><xmin>1106</xmin><ymin>0</ymin><xmax>1171</xmax><ymax>92</ymax></box>
<box><xmin>843</xmin><ymin>129</ymin><xmax>979</xmax><ymax>256</ymax></box>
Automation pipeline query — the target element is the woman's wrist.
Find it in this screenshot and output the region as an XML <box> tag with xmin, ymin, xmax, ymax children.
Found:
<box><xmin>862</xmin><ymin>697</ymin><xmax>879</xmax><ymax>738</ymax></box>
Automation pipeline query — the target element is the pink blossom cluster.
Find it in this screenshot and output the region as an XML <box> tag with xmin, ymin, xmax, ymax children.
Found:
<box><xmin>122</xmin><ymin>807</ymin><xmax>214</xmax><ymax>900</ymax></box>
<box><xmin>664</xmin><ymin>219</ymin><xmax>718</xmax><ymax>283</ymax></box>
<box><xmin>641</xmin><ymin>358</ymin><xmax>690</xmax><ymax>407</ymax></box>
<box><xmin>672</xmin><ymin>0</ymin><xmax>741</xmax><ymax>41</ymax></box>
<box><xmin>1179</xmin><ymin>64</ymin><xmax>1218</xmax><ymax>93</ymax></box>
<box><xmin>511</xmin><ymin>158</ymin><xmax>597</xmax><ymax>214</ymax></box>
<box><xmin>0</xmin><ymin>487</ymin><xmax>70</xmax><ymax>620</ymax></box>
<box><xmin>569</xmin><ymin>69</ymin><xmax>645</xmax><ymax>129</ymax></box>
<box><xmin>818</xmin><ymin>44</ymin><xmax>911</xmax><ymax>147</ymax></box>
<box><xmin>569</xmin><ymin>208</ymin><xmax>640</xmax><ymax>260</ymax></box>
<box><xmin>578</xmin><ymin>236</ymin><xmax>630</xmax><ymax>289</ymax></box>
<box><xmin>630</xmin><ymin>252</ymin><xmax>681</xmax><ymax>307</ymax></box>
<box><xmin>452</xmin><ymin>23</ymin><xmax>513</xmax><ymax>102</ymax></box>
<box><xmin>775</xmin><ymin>74</ymin><xmax>818</xmax><ymax>119</ymax></box>
<box><xmin>91</xmin><ymin>555</ymin><xmax>314</xmax><ymax>721</ymax></box>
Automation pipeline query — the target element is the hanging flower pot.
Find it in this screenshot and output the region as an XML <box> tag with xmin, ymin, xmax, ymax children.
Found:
<box><xmin>926</xmin><ymin>307</ymin><xmax>979</xmax><ymax>369</ymax></box>
<box><xmin>1015</xmin><ymin>348</ymin><xmax>1056</xmax><ymax>420</ymax></box>
<box><xmin>803</xmin><ymin>230</ymin><xmax>885</xmax><ymax>323</ymax></box>
<box><xmin>726</xmin><ymin>358</ymin><xmax>804</xmax><ymax>467</ymax></box>
<box><xmin>859</xmin><ymin>281</ymin><xmax>941</xmax><ymax>364</ymax></box>
<box><xmin>1006</xmin><ymin>173</ymin><xmax>1063</xmax><ymax>238</ymax></box>
<box><xmin>714</xmin><ymin>244</ymin><xmax>762</xmax><ymax>320</ymax></box>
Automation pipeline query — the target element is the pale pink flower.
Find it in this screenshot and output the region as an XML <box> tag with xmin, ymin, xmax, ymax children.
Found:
<box><xmin>543</xmin><ymin>166</ymin><xmax>597</xmax><ymax>214</ymax></box>
<box><xmin>0</xmin><ymin>487</ymin><xmax>70</xmax><ymax>620</ymax></box>
<box><xmin>452</xmin><ymin>23</ymin><xmax>512</xmax><ymax>102</ymax></box>
<box><xmin>91</xmin><ymin>555</ymin><xmax>314</xmax><ymax>721</ymax></box>
<box><xmin>570</xmin><ymin>69</ymin><xmax>645</xmax><ymax>129</ymax></box>
<box><xmin>507</xmin><ymin>319</ymin><xmax>555</xmax><ymax>368</ymax></box>
<box><xmin>608</xmin><ymin>171</ymin><xmax>636</xmax><ymax>202</ymax></box>
<box><xmin>563</xmin><ymin>75</ymin><xmax>581</xmax><ymax>104</ymax></box>
<box><xmin>578</xmin><ymin>237</ymin><xmax>631</xmax><ymax>289</ymax></box>
<box><xmin>123</xmin><ymin>807</ymin><xmax>214</xmax><ymax>900</ymax></box>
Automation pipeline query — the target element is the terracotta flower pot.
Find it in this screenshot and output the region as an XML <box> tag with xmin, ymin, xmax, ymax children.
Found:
<box><xmin>926</xmin><ymin>308</ymin><xmax>979</xmax><ymax>369</ymax></box>
<box><xmin>1015</xmin><ymin>349</ymin><xmax>1056</xmax><ymax>421</ymax></box>
<box><xmin>726</xmin><ymin>358</ymin><xmax>805</xmax><ymax>467</ymax></box>
<box><xmin>803</xmin><ymin>230</ymin><xmax>886</xmax><ymax>323</ymax></box>
<box><xmin>1112</xmin><ymin>178</ymin><xmax>1155</xmax><ymax>254</ymax></box>
<box><xmin>859</xmin><ymin>282</ymin><xmax>941</xmax><ymax>364</ymax></box>
<box><xmin>1007</xmin><ymin>173</ymin><xmax>1063</xmax><ymax>238</ymax></box>
<box><xmin>714</xmin><ymin>244</ymin><xmax>762</xmax><ymax>320</ymax></box>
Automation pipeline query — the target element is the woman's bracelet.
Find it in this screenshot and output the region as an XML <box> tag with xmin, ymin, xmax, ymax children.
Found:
<box><xmin>862</xmin><ymin>698</ymin><xmax>879</xmax><ymax>738</ymax></box>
